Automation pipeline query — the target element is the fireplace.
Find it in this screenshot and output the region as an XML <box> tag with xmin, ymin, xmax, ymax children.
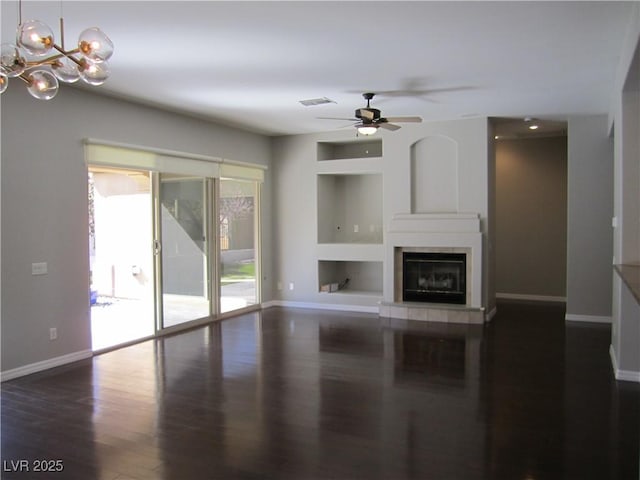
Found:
<box><xmin>402</xmin><ymin>252</ymin><xmax>466</xmax><ymax>305</ymax></box>
<box><xmin>383</xmin><ymin>213</ymin><xmax>483</xmax><ymax>322</ymax></box>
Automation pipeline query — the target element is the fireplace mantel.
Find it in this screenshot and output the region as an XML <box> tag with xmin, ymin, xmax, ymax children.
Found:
<box><xmin>389</xmin><ymin>213</ymin><xmax>481</xmax><ymax>233</ymax></box>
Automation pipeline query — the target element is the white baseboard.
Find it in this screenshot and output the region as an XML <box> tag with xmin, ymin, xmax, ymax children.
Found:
<box><xmin>262</xmin><ymin>300</ymin><xmax>379</xmax><ymax>314</ymax></box>
<box><xmin>496</xmin><ymin>293</ymin><xmax>566</xmax><ymax>303</ymax></box>
<box><xmin>261</xmin><ymin>300</ymin><xmax>281</xmax><ymax>309</ymax></box>
<box><xmin>615</xmin><ymin>370</ymin><xmax>640</xmax><ymax>382</ymax></box>
<box><xmin>609</xmin><ymin>345</ymin><xmax>640</xmax><ymax>383</ymax></box>
<box><xmin>565</xmin><ymin>313</ymin><xmax>612</xmax><ymax>324</ymax></box>
<box><xmin>1</xmin><ymin>349</ymin><xmax>93</xmax><ymax>382</ymax></box>
<box><xmin>485</xmin><ymin>305</ymin><xmax>498</xmax><ymax>322</ymax></box>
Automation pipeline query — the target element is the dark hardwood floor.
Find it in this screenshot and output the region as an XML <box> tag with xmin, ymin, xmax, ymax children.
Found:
<box><xmin>1</xmin><ymin>301</ymin><xmax>639</xmax><ymax>479</ymax></box>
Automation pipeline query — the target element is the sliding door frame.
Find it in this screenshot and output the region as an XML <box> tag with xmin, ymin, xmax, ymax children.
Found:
<box><xmin>86</xmin><ymin>139</ymin><xmax>265</xmax><ymax>339</ymax></box>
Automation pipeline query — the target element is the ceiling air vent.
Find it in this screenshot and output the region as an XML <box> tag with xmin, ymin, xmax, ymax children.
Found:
<box><xmin>299</xmin><ymin>97</ymin><xmax>336</xmax><ymax>106</ymax></box>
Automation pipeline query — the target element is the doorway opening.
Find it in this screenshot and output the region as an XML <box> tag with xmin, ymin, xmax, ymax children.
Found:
<box><xmin>89</xmin><ymin>167</ymin><xmax>155</xmax><ymax>350</ymax></box>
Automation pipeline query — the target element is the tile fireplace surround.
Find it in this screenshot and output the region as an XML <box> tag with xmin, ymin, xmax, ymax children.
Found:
<box><xmin>381</xmin><ymin>213</ymin><xmax>484</xmax><ymax>324</ymax></box>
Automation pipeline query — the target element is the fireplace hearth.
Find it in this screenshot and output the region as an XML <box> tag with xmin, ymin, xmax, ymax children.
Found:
<box><xmin>403</xmin><ymin>252</ymin><xmax>466</xmax><ymax>305</ymax></box>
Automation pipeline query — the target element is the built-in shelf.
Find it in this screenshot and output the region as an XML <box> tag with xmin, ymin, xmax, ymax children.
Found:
<box><xmin>317</xmin><ymin>139</ymin><xmax>382</xmax><ymax>161</ymax></box>
<box><xmin>317</xmin><ymin>173</ymin><xmax>383</xmax><ymax>244</ymax></box>
<box><xmin>318</xmin><ymin>260</ymin><xmax>383</xmax><ymax>296</ymax></box>
<box><xmin>317</xmin><ymin>243</ymin><xmax>384</xmax><ymax>262</ymax></box>
<box><xmin>315</xmin><ymin>139</ymin><xmax>385</xmax><ymax>305</ymax></box>
<box><xmin>316</xmin><ymin>157</ymin><xmax>383</xmax><ymax>175</ymax></box>
<box><xmin>319</xmin><ymin>289</ymin><xmax>382</xmax><ymax>298</ymax></box>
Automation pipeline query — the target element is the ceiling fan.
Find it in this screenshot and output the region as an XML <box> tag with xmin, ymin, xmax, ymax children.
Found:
<box><xmin>320</xmin><ymin>92</ymin><xmax>422</xmax><ymax>135</ymax></box>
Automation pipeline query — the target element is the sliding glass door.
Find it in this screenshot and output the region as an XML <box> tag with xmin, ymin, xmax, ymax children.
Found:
<box><xmin>86</xmin><ymin>142</ymin><xmax>264</xmax><ymax>348</ymax></box>
<box><xmin>158</xmin><ymin>174</ymin><xmax>212</xmax><ymax>328</ymax></box>
<box><xmin>219</xmin><ymin>179</ymin><xmax>259</xmax><ymax>313</ymax></box>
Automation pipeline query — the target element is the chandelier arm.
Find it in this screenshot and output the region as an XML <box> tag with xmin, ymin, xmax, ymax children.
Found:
<box><xmin>17</xmin><ymin>73</ymin><xmax>32</xmax><ymax>85</ymax></box>
<box><xmin>26</xmin><ymin>55</ymin><xmax>65</xmax><ymax>67</ymax></box>
<box><xmin>51</xmin><ymin>45</ymin><xmax>84</xmax><ymax>67</ymax></box>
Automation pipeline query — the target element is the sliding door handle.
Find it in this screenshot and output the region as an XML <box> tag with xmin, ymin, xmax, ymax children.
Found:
<box><xmin>153</xmin><ymin>239</ymin><xmax>162</xmax><ymax>255</ymax></box>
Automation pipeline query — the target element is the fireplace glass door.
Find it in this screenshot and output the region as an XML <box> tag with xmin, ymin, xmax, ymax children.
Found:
<box><xmin>403</xmin><ymin>252</ymin><xmax>466</xmax><ymax>305</ymax></box>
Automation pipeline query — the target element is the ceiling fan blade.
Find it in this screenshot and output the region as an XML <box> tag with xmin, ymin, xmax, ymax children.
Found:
<box><xmin>374</xmin><ymin>76</ymin><xmax>476</xmax><ymax>100</ymax></box>
<box><xmin>379</xmin><ymin>122</ymin><xmax>401</xmax><ymax>131</ymax></box>
<box><xmin>317</xmin><ymin>117</ymin><xmax>359</xmax><ymax>121</ymax></box>
<box><xmin>383</xmin><ymin>116</ymin><xmax>422</xmax><ymax>123</ymax></box>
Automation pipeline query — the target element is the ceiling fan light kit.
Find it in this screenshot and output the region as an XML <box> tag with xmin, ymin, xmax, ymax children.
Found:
<box><xmin>357</xmin><ymin>125</ymin><xmax>379</xmax><ymax>136</ymax></box>
<box><xmin>0</xmin><ymin>3</ymin><xmax>113</xmax><ymax>100</ymax></box>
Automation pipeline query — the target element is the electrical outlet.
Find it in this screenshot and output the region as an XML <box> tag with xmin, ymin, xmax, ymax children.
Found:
<box><xmin>353</xmin><ymin>224</ymin><xmax>359</xmax><ymax>233</ymax></box>
<box><xmin>49</xmin><ymin>328</ymin><xmax>57</xmax><ymax>341</ymax></box>
<box><xmin>289</xmin><ymin>282</ymin><xmax>294</xmax><ymax>291</ymax></box>
<box><xmin>32</xmin><ymin>262</ymin><xmax>48</xmax><ymax>275</ymax></box>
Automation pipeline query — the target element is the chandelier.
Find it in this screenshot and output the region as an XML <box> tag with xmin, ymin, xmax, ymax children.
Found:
<box><xmin>0</xmin><ymin>4</ymin><xmax>113</xmax><ymax>100</ymax></box>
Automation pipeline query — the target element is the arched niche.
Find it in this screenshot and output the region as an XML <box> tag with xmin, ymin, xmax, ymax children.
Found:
<box><xmin>410</xmin><ymin>135</ymin><xmax>458</xmax><ymax>213</ymax></box>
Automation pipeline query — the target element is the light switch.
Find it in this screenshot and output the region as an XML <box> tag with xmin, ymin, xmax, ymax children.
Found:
<box><xmin>32</xmin><ymin>262</ymin><xmax>48</xmax><ymax>275</ymax></box>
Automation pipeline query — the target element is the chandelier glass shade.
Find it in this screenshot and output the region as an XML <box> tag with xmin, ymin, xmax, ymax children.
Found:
<box><xmin>0</xmin><ymin>16</ymin><xmax>113</xmax><ymax>100</ymax></box>
<box><xmin>357</xmin><ymin>125</ymin><xmax>378</xmax><ymax>136</ymax></box>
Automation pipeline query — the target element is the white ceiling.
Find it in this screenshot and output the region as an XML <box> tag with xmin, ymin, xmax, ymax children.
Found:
<box><xmin>1</xmin><ymin>1</ymin><xmax>634</xmax><ymax>136</ymax></box>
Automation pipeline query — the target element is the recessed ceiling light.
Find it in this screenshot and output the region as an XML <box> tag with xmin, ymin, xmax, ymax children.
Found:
<box><xmin>524</xmin><ymin>116</ymin><xmax>540</xmax><ymax>130</ymax></box>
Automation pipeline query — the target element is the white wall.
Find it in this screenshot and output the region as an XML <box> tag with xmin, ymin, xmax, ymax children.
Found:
<box><xmin>496</xmin><ymin>136</ymin><xmax>568</xmax><ymax>300</ymax></box>
<box><xmin>566</xmin><ymin>116</ymin><xmax>614</xmax><ymax>321</ymax></box>
<box><xmin>383</xmin><ymin>119</ymin><xmax>489</xmax><ymax>222</ymax></box>
<box><xmin>384</xmin><ymin>118</ymin><xmax>492</xmax><ymax>310</ymax></box>
<box><xmin>272</xmin><ymin>118</ymin><xmax>492</xmax><ymax>311</ymax></box>
<box><xmin>1</xmin><ymin>86</ymin><xmax>272</xmax><ymax>376</ymax></box>
<box><xmin>272</xmin><ymin>130</ymin><xmax>384</xmax><ymax>308</ymax></box>
<box><xmin>610</xmin><ymin>4</ymin><xmax>640</xmax><ymax>381</ymax></box>
<box><xmin>271</xmin><ymin>133</ymin><xmax>321</xmax><ymax>304</ymax></box>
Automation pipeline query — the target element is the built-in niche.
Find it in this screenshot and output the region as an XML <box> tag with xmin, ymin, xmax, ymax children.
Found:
<box><xmin>317</xmin><ymin>139</ymin><xmax>382</xmax><ymax>161</ymax></box>
<box><xmin>317</xmin><ymin>173</ymin><xmax>383</xmax><ymax>244</ymax></box>
<box><xmin>411</xmin><ymin>135</ymin><xmax>459</xmax><ymax>213</ymax></box>
<box><xmin>318</xmin><ymin>260</ymin><xmax>383</xmax><ymax>296</ymax></box>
